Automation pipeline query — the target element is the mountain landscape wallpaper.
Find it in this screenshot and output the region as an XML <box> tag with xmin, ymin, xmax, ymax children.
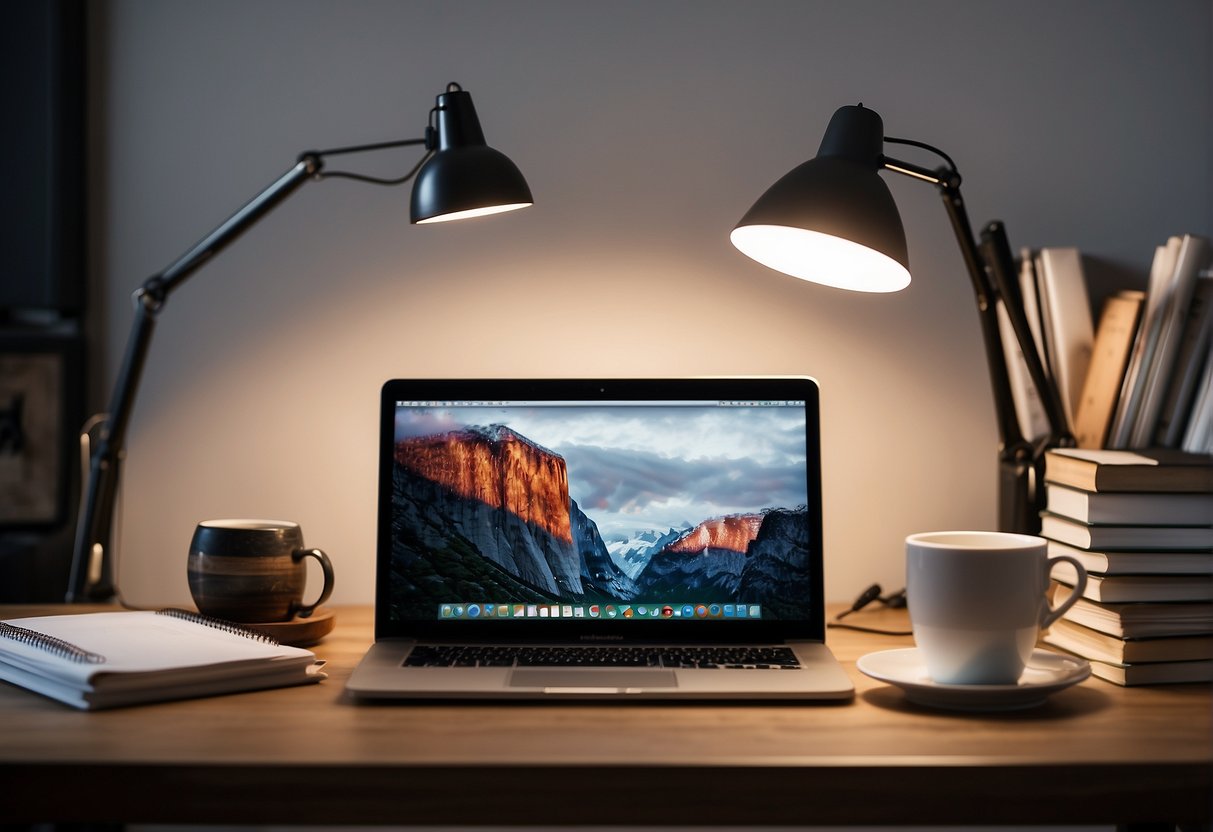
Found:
<box><xmin>388</xmin><ymin>404</ymin><xmax>812</xmax><ymax>620</ymax></box>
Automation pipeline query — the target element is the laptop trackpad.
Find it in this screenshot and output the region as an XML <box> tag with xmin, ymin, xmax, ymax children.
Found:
<box><xmin>509</xmin><ymin>669</ymin><xmax>677</xmax><ymax>691</ymax></box>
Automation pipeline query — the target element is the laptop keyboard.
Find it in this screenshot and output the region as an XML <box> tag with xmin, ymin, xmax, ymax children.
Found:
<box><xmin>403</xmin><ymin>644</ymin><xmax>801</xmax><ymax>670</ymax></box>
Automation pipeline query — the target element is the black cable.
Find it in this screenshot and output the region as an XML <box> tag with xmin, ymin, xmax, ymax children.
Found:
<box><xmin>883</xmin><ymin>135</ymin><xmax>959</xmax><ymax>174</ymax></box>
<box><xmin>834</xmin><ymin>583</ymin><xmax>883</xmax><ymax>620</ymax></box>
<box><xmin>881</xmin><ymin>588</ymin><xmax>907</xmax><ymax>609</ymax></box>
<box><xmin>318</xmin><ymin>150</ymin><xmax>435</xmax><ymax>187</ymax></box>
<box><xmin>828</xmin><ymin>582</ymin><xmax>913</xmax><ymax>636</ymax></box>
<box><xmin>827</xmin><ymin>621</ymin><xmax>913</xmax><ymax>636</ymax></box>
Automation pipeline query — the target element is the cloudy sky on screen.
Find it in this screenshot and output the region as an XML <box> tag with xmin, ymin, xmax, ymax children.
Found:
<box><xmin>396</xmin><ymin>404</ymin><xmax>809</xmax><ymax>541</ymax></box>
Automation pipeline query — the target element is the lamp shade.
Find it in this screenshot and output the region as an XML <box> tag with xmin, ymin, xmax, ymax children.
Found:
<box><xmin>410</xmin><ymin>88</ymin><xmax>533</xmax><ymax>224</ymax></box>
<box><xmin>731</xmin><ymin>105</ymin><xmax>910</xmax><ymax>293</ymax></box>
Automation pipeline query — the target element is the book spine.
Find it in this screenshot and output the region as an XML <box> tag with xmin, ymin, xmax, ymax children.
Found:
<box><xmin>1130</xmin><ymin>235</ymin><xmax>1211</xmax><ymax>447</ymax></box>
<box><xmin>1045</xmin><ymin>484</ymin><xmax>1213</xmax><ymax>526</ymax></box>
<box><xmin>998</xmin><ymin>299</ymin><xmax>1050</xmax><ymax>442</ymax></box>
<box><xmin>1037</xmin><ymin>248</ymin><xmax>1095</xmax><ymax>431</ymax></box>
<box><xmin>1155</xmin><ymin>274</ymin><xmax>1213</xmax><ymax>447</ymax></box>
<box><xmin>1045</xmin><ymin>448</ymin><xmax>1213</xmax><ymax>493</ymax></box>
<box><xmin>1074</xmin><ymin>292</ymin><xmax>1145</xmax><ymax>449</ymax></box>
<box><xmin>1109</xmin><ymin>239</ymin><xmax>1182</xmax><ymax>447</ymax></box>
<box><xmin>1181</xmin><ymin>353</ymin><xmax>1213</xmax><ymax>454</ymax></box>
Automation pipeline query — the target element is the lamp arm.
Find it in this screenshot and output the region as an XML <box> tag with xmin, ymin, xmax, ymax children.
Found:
<box><xmin>66</xmin><ymin>296</ymin><xmax>154</xmax><ymax>601</ymax></box>
<box><xmin>879</xmin><ymin>150</ymin><xmax>1070</xmax><ymax>442</ymax></box>
<box><xmin>67</xmin><ymin>157</ymin><xmax>320</xmax><ymax>601</ymax></box>
<box><xmin>879</xmin><ymin>153</ymin><xmax>1075</xmax><ymax>532</ymax></box>
<box><xmin>67</xmin><ymin>134</ymin><xmax>428</xmax><ymax>602</ymax></box>
<box><xmin>880</xmin><ymin>155</ymin><xmax>1026</xmax><ymax>454</ymax></box>
<box><xmin>979</xmin><ymin>220</ymin><xmax>1074</xmax><ymax>451</ymax></box>
<box><xmin>938</xmin><ymin>181</ymin><xmax>1032</xmax><ymax>457</ymax></box>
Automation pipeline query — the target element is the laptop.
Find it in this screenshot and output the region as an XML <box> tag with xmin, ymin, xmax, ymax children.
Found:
<box><xmin>346</xmin><ymin>377</ymin><xmax>853</xmax><ymax>701</ymax></box>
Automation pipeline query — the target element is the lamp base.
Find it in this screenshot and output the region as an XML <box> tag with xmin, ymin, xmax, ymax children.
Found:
<box><xmin>998</xmin><ymin>455</ymin><xmax>1045</xmax><ymax>535</ymax></box>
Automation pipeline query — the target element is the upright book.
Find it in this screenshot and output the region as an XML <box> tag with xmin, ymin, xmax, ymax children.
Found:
<box><xmin>1109</xmin><ymin>238</ymin><xmax>1183</xmax><ymax>447</ymax></box>
<box><xmin>1034</xmin><ymin>247</ymin><xmax>1094</xmax><ymax>431</ymax></box>
<box><xmin>1073</xmin><ymin>290</ymin><xmax>1145</xmax><ymax>449</ymax></box>
<box><xmin>1184</xmin><ymin>358</ymin><xmax>1213</xmax><ymax>454</ymax></box>
<box><xmin>998</xmin><ymin>250</ymin><xmax>1052</xmax><ymax>442</ymax></box>
<box><xmin>998</xmin><ymin>297</ymin><xmax>1050</xmax><ymax>443</ymax></box>
<box><xmin>0</xmin><ymin>609</ymin><xmax>326</xmax><ymax>710</ymax></box>
<box><xmin>1129</xmin><ymin>235</ymin><xmax>1212</xmax><ymax>447</ymax></box>
<box><xmin>1155</xmin><ymin>274</ymin><xmax>1213</xmax><ymax>447</ymax></box>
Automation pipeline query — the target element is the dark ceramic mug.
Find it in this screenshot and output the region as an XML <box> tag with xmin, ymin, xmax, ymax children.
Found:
<box><xmin>187</xmin><ymin>519</ymin><xmax>335</xmax><ymax>623</ymax></box>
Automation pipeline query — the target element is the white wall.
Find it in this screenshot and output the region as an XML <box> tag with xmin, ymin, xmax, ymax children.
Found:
<box><xmin>96</xmin><ymin>0</ymin><xmax>1212</xmax><ymax>608</ymax></box>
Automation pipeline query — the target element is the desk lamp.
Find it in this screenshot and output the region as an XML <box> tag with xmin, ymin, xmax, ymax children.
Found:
<box><xmin>731</xmin><ymin>103</ymin><xmax>1072</xmax><ymax>533</ymax></box>
<box><xmin>67</xmin><ymin>82</ymin><xmax>533</xmax><ymax>602</ymax></box>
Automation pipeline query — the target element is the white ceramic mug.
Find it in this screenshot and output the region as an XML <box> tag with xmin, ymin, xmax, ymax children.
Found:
<box><xmin>905</xmin><ymin>531</ymin><xmax>1087</xmax><ymax>685</ymax></box>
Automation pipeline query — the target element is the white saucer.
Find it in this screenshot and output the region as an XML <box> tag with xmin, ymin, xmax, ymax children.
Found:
<box><xmin>857</xmin><ymin>647</ymin><xmax>1090</xmax><ymax>711</ymax></box>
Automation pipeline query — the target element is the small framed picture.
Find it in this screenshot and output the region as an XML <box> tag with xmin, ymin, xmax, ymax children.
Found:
<box><xmin>0</xmin><ymin>333</ymin><xmax>81</xmax><ymax>527</ymax></box>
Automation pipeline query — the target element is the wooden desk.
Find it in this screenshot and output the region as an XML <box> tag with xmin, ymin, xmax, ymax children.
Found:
<box><xmin>1</xmin><ymin>604</ymin><xmax>1209</xmax><ymax>827</ymax></box>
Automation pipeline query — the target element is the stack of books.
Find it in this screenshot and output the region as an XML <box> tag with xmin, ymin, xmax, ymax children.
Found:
<box><xmin>1040</xmin><ymin>447</ymin><xmax>1213</xmax><ymax>685</ymax></box>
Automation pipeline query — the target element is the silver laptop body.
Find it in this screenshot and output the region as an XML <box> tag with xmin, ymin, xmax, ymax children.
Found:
<box><xmin>346</xmin><ymin>378</ymin><xmax>853</xmax><ymax>701</ymax></box>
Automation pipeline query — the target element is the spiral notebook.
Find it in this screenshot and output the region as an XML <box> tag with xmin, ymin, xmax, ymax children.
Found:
<box><xmin>0</xmin><ymin>609</ymin><xmax>326</xmax><ymax>710</ymax></box>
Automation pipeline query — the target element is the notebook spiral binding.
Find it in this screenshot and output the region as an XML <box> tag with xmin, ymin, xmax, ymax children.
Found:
<box><xmin>156</xmin><ymin>608</ymin><xmax>281</xmax><ymax>645</ymax></box>
<box><xmin>0</xmin><ymin>622</ymin><xmax>106</xmax><ymax>664</ymax></box>
<box><xmin>0</xmin><ymin>609</ymin><xmax>280</xmax><ymax>665</ymax></box>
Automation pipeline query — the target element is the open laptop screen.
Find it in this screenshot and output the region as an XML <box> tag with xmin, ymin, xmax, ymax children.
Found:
<box><xmin>376</xmin><ymin>379</ymin><xmax>823</xmax><ymax>640</ymax></box>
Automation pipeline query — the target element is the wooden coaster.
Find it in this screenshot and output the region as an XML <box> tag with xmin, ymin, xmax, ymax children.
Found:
<box><xmin>242</xmin><ymin>608</ymin><xmax>336</xmax><ymax>646</ymax></box>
